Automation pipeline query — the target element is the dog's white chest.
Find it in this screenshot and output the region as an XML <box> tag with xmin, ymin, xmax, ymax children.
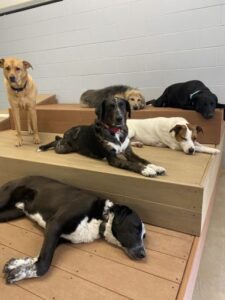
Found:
<box><xmin>15</xmin><ymin>202</ymin><xmax>46</xmax><ymax>228</ymax></box>
<box><xmin>61</xmin><ymin>217</ymin><xmax>101</xmax><ymax>243</ymax></box>
<box><xmin>107</xmin><ymin>134</ymin><xmax>130</xmax><ymax>154</ymax></box>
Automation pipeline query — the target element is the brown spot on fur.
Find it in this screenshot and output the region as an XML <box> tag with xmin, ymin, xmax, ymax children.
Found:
<box><xmin>170</xmin><ymin>124</ymin><xmax>187</xmax><ymax>142</ymax></box>
<box><xmin>187</xmin><ymin>124</ymin><xmax>203</xmax><ymax>142</ymax></box>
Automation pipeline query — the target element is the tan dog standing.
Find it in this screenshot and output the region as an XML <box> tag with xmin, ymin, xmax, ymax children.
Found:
<box><xmin>0</xmin><ymin>57</ymin><xmax>40</xmax><ymax>146</ymax></box>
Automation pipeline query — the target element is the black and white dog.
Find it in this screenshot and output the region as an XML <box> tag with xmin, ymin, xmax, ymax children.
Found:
<box><xmin>0</xmin><ymin>176</ymin><xmax>146</xmax><ymax>284</ymax></box>
<box><xmin>147</xmin><ymin>80</ymin><xmax>225</xmax><ymax>119</ymax></box>
<box><xmin>38</xmin><ymin>96</ymin><xmax>166</xmax><ymax>177</ymax></box>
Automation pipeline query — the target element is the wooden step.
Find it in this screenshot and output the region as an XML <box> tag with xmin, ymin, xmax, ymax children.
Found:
<box><xmin>0</xmin><ymin>129</ymin><xmax>223</xmax><ymax>236</ymax></box>
<box><xmin>9</xmin><ymin>104</ymin><xmax>224</xmax><ymax>144</ymax></box>
<box><xmin>2</xmin><ymin>94</ymin><xmax>57</xmax><ymax>131</ymax></box>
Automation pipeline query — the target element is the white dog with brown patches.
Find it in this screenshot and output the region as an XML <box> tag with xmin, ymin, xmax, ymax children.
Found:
<box><xmin>127</xmin><ymin>117</ymin><xmax>220</xmax><ymax>155</ymax></box>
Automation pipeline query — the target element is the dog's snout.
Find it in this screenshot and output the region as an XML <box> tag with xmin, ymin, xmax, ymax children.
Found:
<box><xmin>133</xmin><ymin>106</ymin><xmax>138</xmax><ymax>110</ymax></box>
<box><xmin>9</xmin><ymin>76</ymin><xmax>16</xmax><ymax>83</ymax></box>
<box><xmin>137</xmin><ymin>248</ymin><xmax>146</xmax><ymax>259</ymax></box>
<box><xmin>188</xmin><ymin>147</ymin><xmax>194</xmax><ymax>155</ymax></box>
<box><xmin>116</xmin><ymin>116</ymin><xmax>123</xmax><ymax>123</ymax></box>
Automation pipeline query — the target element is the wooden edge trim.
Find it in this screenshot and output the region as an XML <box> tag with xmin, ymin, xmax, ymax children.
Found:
<box><xmin>176</xmin><ymin>168</ymin><xmax>221</xmax><ymax>300</ymax></box>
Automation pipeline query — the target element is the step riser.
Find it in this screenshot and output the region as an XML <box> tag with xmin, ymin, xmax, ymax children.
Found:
<box><xmin>9</xmin><ymin>105</ymin><xmax>224</xmax><ymax>144</ymax></box>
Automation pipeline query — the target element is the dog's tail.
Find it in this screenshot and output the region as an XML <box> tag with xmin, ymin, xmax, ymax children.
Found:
<box><xmin>145</xmin><ymin>99</ymin><xmax>157</xmax><ymax>106</ymax></box>
<box><xmin>38</xmin><ymin>136</ymin><xmax>62</xmax><ymax>152</ymax></box>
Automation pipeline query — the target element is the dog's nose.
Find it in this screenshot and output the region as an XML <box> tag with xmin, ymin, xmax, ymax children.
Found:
<box><xmin>9</xmin><ymin>76</ymin><xmax>16</xmax><ymax>83</ymax></box>
<box><xmin>133</xmin><ymin>106</ymin><xmax>138</xmax><ymax>110</ymax></box>
<box><xmin>116</xmin><ymin>116</ymin><xmax>122</xmax><ymax>123</ymax></box>
<box><xmin>136</xmin><ymin>248</ymin><xmax>146</xmax><ymax>259</ymax></box>
<box><xmin>188</xmin><ymin>147</ymin><xmax>194</xmax><ymax>155</ymax></box>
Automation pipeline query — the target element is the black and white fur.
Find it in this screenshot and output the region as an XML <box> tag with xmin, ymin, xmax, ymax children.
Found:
<box><xmin>0</xmin><ymin>176</ymin><xmax>146</xmax><ymax>284</ymax></box>
<box><xmin>38</xmin><ymin>96</ymin><xmax>166</xmax><ymax>178</ymax></box>
<box><xmin>146</xmin><ymin>80</ymin><xmax>225</xmax><ymax>120</ymax></box>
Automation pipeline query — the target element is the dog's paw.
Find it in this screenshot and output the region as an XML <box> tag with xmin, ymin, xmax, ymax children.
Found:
<box><xmin>4</xmin><ymin>257</ymin><xmax>38</xmax><ymax>284</ymax></box>
<box><xmin>148</xmin><ymin>164</ymin><xmax>166</xmax><ymax>175</ymax></box>
<box><xmin>131</xmin><ymin>141</ymin><xmax>144</xmax><ymax>148</ymax></box>
<box><xmin>141</xmin><ymin>165</ymin><xmax>157</xmax><ymax>177</ymax></box>
<box><xmin>211</xmin><ymin>148</ymin><xmax>220</xmax><ymax>154</ymax></box>
<box><xmin>15</xmin><ymin>137</ymin><xmax>23</xmax><ymax>147</ymax></box>
<box><xmin>33</xmin><ymin>134</ymin><xmax>40</xmax><ymax>144</ymax></box>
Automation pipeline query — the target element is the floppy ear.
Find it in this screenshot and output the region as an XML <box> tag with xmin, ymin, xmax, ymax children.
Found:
<box><xmin>196</xmin><ymin>126</ymin><xmax>203</xmax><ymax>134</ymax></box>
<box><xmin>23</xmin><ymin>60</ymin><xmax>33</xmax><ymax>69</ymax></box>
<box><xmin>169</xmin><ymin>125</ymin><xmax>183</xmax><ymax>135</ymax></box>
<box><xmin>212</xmin><ymin>93</ymin><xmax>218</xmax><ymax>104</ymax></box>
<box><xmin>0</xmin><ymin>58</ymin><xmax>5</xmax><ymax>68</ymax></box>
<box><xmin>125</xmin><ymin>100</ymin><xmax>131</xmax><ymax>118</ymax></box>
<box><xmin>112</xmin><ymin>205</ymin><xmax>132</xmax><ymax>225</ymax></box>
<box><xmin>95</xmin><ymin>100</ymin><xmax>105</xmax><ymax>121</ymax></box>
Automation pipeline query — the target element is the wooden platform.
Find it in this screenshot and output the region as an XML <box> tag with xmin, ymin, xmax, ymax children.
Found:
<box><xmin>9</xmin><ymin>104</ymin><xmax>224</xmax><ymax>144</ymax></box>
<box><xmin>1</xmin><ymin>94</ymin><xmax>57</xmax><ymax>132</ymax></box>
<box><xmin>0</xmin><ymin>217</ymin><xmax>194</xmax><ymax>300</ymax></box>
<box><xmin>0</xmin><ymin>129</ymin><xmax>223</xmax><ymax>235</ymax></box>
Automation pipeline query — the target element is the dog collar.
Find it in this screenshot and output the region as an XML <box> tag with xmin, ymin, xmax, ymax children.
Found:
<box><xmin>10</xmin><ymin>81</ymin><xmax>27</xmax><ymax>93</ymax></box>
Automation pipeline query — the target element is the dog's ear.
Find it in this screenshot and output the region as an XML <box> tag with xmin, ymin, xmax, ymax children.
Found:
<box><xmin>169</xmin><ymin>125</ymin><xmax>183</xmax><ymax>135</ymax></box>
<box><xmin>125</xmin><ymin>100</ymin><xmax>131</xmax><ymax>118</ymax></box>
<box><xmin>212</xmin><ymin>93</ymin><xmax>218</xmax><ymax>104</ymax></box>
<box><xmin>112</xmin><ymin>205</ymin><xmax>132</xmax><ymax>225</ymax></box>
<box><xmin>0</xmin><ymin>58</ymin><xmax>5</xmax><ymax>68</ymax></box>
<box><xmin>23</xmin><ymin>60</ymin><xmax>33</xmax><ymax>69</ymax></box>
<box><xmin>95</xmin><ymin>100</ymin><xmax>105</xmax><ymax>121</ymax></box>
<box><xmin>196</xmin><ymin>126</ymin><xmax>203</xmax><ymax>134</ymax></box>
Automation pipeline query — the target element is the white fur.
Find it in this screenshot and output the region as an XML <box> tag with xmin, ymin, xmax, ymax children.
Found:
<box><xmin>107</xmin><ymin>134</ymin><xmax>130</xmax><ymax>154</ymax></box>
<box><xmin>103</xmin><ymin>213</ymin><xmax>122</xmax><ymax>247</ymax></box>
<box><xmin>15</xmin><ymin>203</ymin><xmax>46</xmax><ymax>228</ymax></box>
<box><xmin>61</xmin><ymin>217</ymin><xmax>102</xmax><ymax>243</ymax></box>
<box><xmin>127</xmin><ymin>117</ymin><xmax>220</xmax><ymax>155</ymax></box>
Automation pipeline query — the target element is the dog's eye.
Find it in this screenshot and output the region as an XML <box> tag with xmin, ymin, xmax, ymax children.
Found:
<box><xmin>5</xmin><ymin>66</ymin><xmax>10</xmax><ymax>71</ymax></box>
<box><xmin>182</xmin><ymin>137</ymin><xmax>187</xmax><ymax>141</ymax></box>
<box><xmin>138</xmin><ymin>99</ymin><xmax>141</xmax><ymax>102</ymax></box>
<box><xmin>15</xmin><ymin>67</ymin><xmax>21</xmax><ymax>71</ymax></box>
<box><xmin>210</xmin><ymin>102</ymin><xmax>214</xmax><ymax>106</ymax></box>
<box><xmin>130</xmin><ymin>98</ymin><xmax>135</xmax><ymax>101</ymax></box>
<box><xmin>143</xmin><ymin>233</ymin><xmax>146</xmax><ymax>239</ymax></box>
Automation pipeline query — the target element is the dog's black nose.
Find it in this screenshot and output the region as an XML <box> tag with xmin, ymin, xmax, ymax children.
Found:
<box><xmin>116</xmin><ymin>116</ymin><xmax>122</xmax><ymax>123</ymax></box>
<box><xmin>133</xmin><ymin>106</ymin><xmax>138</xmax><ymax>110</ymax></box>
<box><xmin>9</xmin><ymin>76</ymin><xmax>16</xmax><ymax>82</ymax></box>
<box><xmin>188</xmin><ymin>147</ymin><xmax>194</xmax><ymax>154</ymax></box>
<box><xmin>137</xmin><ymin>248</ymin><xmax>146</xmax><ymax>259</ymax></box>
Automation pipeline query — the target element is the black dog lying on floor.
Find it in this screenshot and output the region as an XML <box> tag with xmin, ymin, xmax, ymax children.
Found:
<box><xmin>147</xmin><ymin>80</ymin><xmax>225</xmax><ymax>119</ymax></box>
<box><xmin>38</xmin><ymin>96</ymin><xmax>166</xmax><ymax>177</ymax></box>
<box><xmin>0</xmin><ymin>176</ymin><xmax>146</xmax><ymax>284</ymax></box>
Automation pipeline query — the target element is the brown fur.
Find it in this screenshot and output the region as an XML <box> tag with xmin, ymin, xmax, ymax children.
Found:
<box><xmin>0</xmin><ymin>57</ymin><xmax>40</xmax><ymax>146</ymax></box>
<box><xmin>170</xmin><ymin>124</ymin><xmax>203</xmax><ymax>142</ymax></box>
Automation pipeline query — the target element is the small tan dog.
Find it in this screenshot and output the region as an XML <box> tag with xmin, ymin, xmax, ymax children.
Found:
<box><xmin>0</xmin><ymin>57</ymin><xmax>40</xmax><ymax>146</ymax></box>
<box><xmin>80</xmin><ymin>85</ymin><xmax>146</xmax><ymax>110</ymax></box>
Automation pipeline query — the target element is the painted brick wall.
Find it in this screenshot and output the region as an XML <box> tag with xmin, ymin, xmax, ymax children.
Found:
<box><xmin>0</xmin><ymin>0</ymin><xmax>225</xmax><ymax>107</ymax></box>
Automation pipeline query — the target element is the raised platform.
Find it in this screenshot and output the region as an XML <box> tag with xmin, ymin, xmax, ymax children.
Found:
<box><xmin>9</xmin><ymin>104</ymin><xmax>224</xmax><ymax>144</ymax></box>
<box><xmin>0</xmin><ymin>129</ymin><xmax>223</xmax><ymax>236</ymax></box>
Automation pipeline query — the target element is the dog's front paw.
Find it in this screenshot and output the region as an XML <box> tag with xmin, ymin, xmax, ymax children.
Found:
<box><xmin>4</xmin><ymin>257</ymin><xmax>38</xmax><ymax>284</ymax></box>
<box><xmin>141</xmin><ymin>165</ymin><xmax>157</xmax><ymax>177</ymax></box>
<box><xmin>15</xmin><ymin>137</ymin><xmax>23</xmax><ymax>147</ymax></box>
<box><xmin>147</xmin><ymin>164</ymin><xmax>166</xmax><ymax>175</ymax></box>
<box><xmin>33</xmin><ymin>134</ymin><xmax>40</xmax><ymax>144</ymax></box>
<box><xmin>212</xmin><ymin>148</ymin><xmax>220</xmax><ymax>154</ymax></box>
<box><xmin>131</xmin><ymin>141</ymin><xmax>144</xmax><ymax>148</ymax></box>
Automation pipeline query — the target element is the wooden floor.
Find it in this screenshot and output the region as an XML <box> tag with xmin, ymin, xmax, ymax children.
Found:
<box><xmin>0</xmin><ymin>218</ymin><xmax>194</xmax><ymax>300</ymax></box>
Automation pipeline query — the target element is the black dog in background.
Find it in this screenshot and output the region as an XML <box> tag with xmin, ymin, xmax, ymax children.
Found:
<box><xmin>147</xmin><ymin>80</ymin><xmax>225</xmax><ymax>119</ymax></box>
<box><xmin>0</xmin><ymin>176</ymin><xmax>146</xmax><ymax>284</ymax></box>
<box><xmin>38</xmin><ymin>96</ymin><xmax>166</xmax><ymax>177</ymax></box>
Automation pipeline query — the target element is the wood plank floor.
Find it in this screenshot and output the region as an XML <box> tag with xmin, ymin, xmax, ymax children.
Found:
<box><xmin>0</xmin><ymin>218</ymin><xmax>194</xmax><ymax>300</ymax></box>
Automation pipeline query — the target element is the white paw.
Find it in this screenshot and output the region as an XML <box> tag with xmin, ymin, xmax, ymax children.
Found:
<box><xmin>141</xmin><ymin>165</ymin><xmax>157</xmax><ymax>177</ymax></box>
<box><xmin>211</xmin><ymin>148</ymin><xmax>220</xmax><ymax>154</ymax></box>
<box><xmin>3</xmin><ymin>257</ymin><xmax>38</xmax><ymax>284</ymax></box>
<box><xmin>148</xmin><ymin>164</ymin><xmax>166</xmax><ymax>175</ymax></box>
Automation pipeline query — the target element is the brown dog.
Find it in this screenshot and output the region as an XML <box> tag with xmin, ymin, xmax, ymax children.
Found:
<box><xmin>80</xmin><ymin>85</ymin><xmax>146</xmax><ymax>110</ymax></box>
<box><xmin>0</xmin><ymin>57</ymin><xmax>40</xmax><ymax>146</ymax></box>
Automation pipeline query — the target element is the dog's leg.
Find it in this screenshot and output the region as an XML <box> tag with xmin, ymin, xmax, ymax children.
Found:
<box><xmin>4</xmin><ymin>221</ymin><xmax>61</xmax><ymax>284</ymax></box>
<box><xmin>194</xmin><ymin>142</ymin><xmax>220</xmax><ymax>154</ymax></box>
<box><xmin>12</xmin><ymin>107</ymin><xmax>23</xmax><ymax>146</ymax></box>
<box><xmin>38</xmin><ymin>137</ymin><xmax>59</xmax><ymax>152</ymax></box>
<box><xmin>124</xmin><ymin>146</ymin><xmax>166</xmax><ymax>176</ymax></box>
<box><xmin>0</xmin><ymin>208</ymin><xmax>24</xmax><ymax>222</ymax></box>
<box><xmin>27</xmin><ymin>110</ymin><xmax>33</xmax><ymax>135</ymax></box>
<box><xmin>29</xmin><ymin>108</ymin><xmax>40</xmax><ymax>144</ymax></box>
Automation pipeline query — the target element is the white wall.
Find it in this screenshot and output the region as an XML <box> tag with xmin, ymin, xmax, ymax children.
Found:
<box><xmin>1</xmin><ymin>0</ymin><xmax>225</xmax><ymax>107</ymax></box>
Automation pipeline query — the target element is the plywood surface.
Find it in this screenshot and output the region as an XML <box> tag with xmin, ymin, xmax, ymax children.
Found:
<box><xmin>0</xmin><ymin>217</ymin><xmax>194</xmax><ymax>300</ymax></box>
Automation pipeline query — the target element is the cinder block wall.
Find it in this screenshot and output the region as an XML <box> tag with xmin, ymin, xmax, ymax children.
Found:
<box><xmin>0</xmin><ymin>0</ymin><xmax>225</xmax><ymax>107</ymax></box>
